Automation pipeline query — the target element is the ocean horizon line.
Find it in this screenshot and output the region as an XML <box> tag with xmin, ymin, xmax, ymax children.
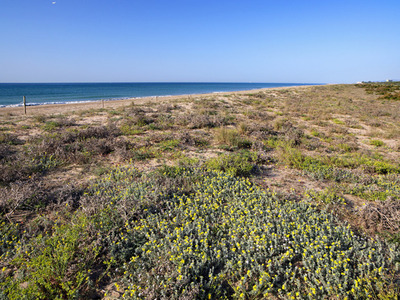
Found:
<box><xmin>0</xmin><ymin>82</ymin><xmax>323</xmax><ymax>108</ymax></box>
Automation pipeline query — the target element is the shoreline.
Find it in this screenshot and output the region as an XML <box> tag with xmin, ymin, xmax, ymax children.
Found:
<box><xmin>0</xmin><ymin>84</ymin><xmax>323</xmax><ymax>116</ymax></box>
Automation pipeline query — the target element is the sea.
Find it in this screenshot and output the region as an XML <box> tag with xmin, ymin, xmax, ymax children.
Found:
<box><xmin>0</xmin><ymin>82</ymin><xmax>316</xmax><ymax>107</ymax></box>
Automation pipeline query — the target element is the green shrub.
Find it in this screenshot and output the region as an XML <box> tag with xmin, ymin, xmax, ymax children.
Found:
<box><xmin>276</xmin><ymin>141</ymin><xmax>305</xmax><ymax>169</ymax></box>
<box><xmin>33</xmin><ymin>115</ymin><xmax>47</xmax><ymax>123</ymax></box>
<box><xmin>236</xmin><ymin>138</ymin><xmax>252</xmax><ymax>149</ymax></box>
<box><xmin>370</xmin><ymin>139</ymin><xmax>385</xmax><ymax>147</ymax></box>
<box><xmin>310</xmin><ymin>129</ymin><xmax>320</xmax><ymax>137</ymax></box>
<box><xmin>30</xmin><ymin>153</ymin><xmax>59</xmax><ymax>173</ymax></box>
<box><xmin>214</xmin><ymin>127</ymin><xmax>240</xmax><ymax>146</ymax></box>
<box><xmin>265</xmin><ymin>137</ymin><xmax>279</xmax><ymax>149</ymax></box>
<box><xmin>1</xmin><ymin>213</ymin><xmax>99</xmax><ymax>299</ymax></box>
<box><xmin>158</xmin><ymin>139</ymin><xmax>180</xmax><ymax>151</ymax></box>
<box><xmin>346</xmin><ymin>173</ymin><xmax>400</xmax><ymax>201</ymax></box>
<box><xmin>131</xmin><ymin>147</ymin><xmax>155</xmax><ymax>161</ymax></box>
<box><xmin>194</xmin><ymin>137</ymin><xmax>210</xmax><ymax>148</ymax></box>
<box><xmin>120</xmin><ymin>124</ymin><xmax>143</xmax><ymax>135</ymax></box>
<box><xmin>337</xmin><ymin>143</ymin><xmax>353</xmax><ymax>152</ymax></box>
<box><xmin>332</xmin><ymin>118</ymin><xmax>345</xmax><ymax>125</ymax></box>
<box><xmin>304</xmin><ymin>188</ymin><xmax>346</xmax><ymax>205</ymax></box>
<box><xmin>41</xmin><ymin>121</ymin><xmax>61</xmax><ymax>131</ymax></box>
<box><xmin>147</xmin><ymin>123</ymin><xmax>161</xmax><ymax>130</ymax></box>
<box><xmin>157</xmin><ymin>165</ymin><xmax>187</xmax><ymax>178</ymax></box>
<box><xmin>364</xmin><ymin>160</ymin><xmax>399</xmax><ymax>174</ymax></box>
<box><xmin>206</xmin><ymin>150</ymin><xmax>258</xmax><ymax>177</ymax></box>
<box><xmin>214</xmin><ymin>126</ymin><xmax>252</xmax><ymax>149</ymax></box>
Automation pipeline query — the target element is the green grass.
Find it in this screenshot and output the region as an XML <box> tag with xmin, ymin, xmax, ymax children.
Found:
<box><xmin>332</xmin><ymin>118</ymin><xmax>345</xmax><ymax>125</ymax></box>
<box><xmin>370</xmin><ymin>139</ymin><xmax>385</xmax><ymax>147</ymax></box>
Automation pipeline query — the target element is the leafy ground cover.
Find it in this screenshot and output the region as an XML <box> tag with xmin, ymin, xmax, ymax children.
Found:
<box><xmin>0</xmin><ymin>83</ymin><xmax>399</xmax><ymax>298</ymax></box>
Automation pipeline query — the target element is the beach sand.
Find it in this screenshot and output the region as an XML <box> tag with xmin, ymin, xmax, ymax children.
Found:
<box><xmin>0</xmin><ymin>85</ymin><xmax>318</xmax><ymax>117</ymax></box>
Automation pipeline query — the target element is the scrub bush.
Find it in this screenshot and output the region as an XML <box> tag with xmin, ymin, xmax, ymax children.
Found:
<box><xmin>83</xmin><ymin>167</ymin><xmax>399</xmax><ymax>299</ymax></box>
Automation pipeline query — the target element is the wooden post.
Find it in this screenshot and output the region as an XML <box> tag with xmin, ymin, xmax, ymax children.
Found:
<box><xmin>102</xmin><ymin>99</ymin><xmax>104</xmax><ymax>108</ymax></box>
<box><xmin>23</xmin><ymin>96</ymin><xmax>26</xmax><ymax>115</ymax></box>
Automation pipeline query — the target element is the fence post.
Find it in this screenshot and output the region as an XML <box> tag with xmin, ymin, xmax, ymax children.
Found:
<box><xmin>23</xmin><ymin>96</ymin><xmax>26</xmax><ymax>115</ymax></box>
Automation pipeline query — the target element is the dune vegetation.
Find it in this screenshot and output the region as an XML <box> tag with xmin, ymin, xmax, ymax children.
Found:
<box><xmin>0</xmin><ymin>83</ymin><xmax>399</xmax><ymax>299</ymax></box>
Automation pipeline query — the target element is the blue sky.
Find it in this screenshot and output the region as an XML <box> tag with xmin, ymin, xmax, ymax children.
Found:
<box><xmin>1</xmin><ymin>0</ymin><xmax>399</xmax><ymax>83</ymax></box>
